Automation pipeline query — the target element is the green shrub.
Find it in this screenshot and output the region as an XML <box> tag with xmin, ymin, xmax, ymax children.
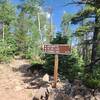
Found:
<box><xmin>84</xmin><ymin>78</ymin><xmax>100</xmax><ymax>89</ymax></box>
<box><xmin>84</xmin><ymin>63</ymin><xmax>100</xmax><ymax>89</ymax></box>
<box><xmin>0</xmin><ymin>34</ymin><xmax>18</xmax><ymax>62</ymax></box>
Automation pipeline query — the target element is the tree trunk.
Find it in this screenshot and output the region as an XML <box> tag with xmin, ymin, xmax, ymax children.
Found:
<box><xmin>85</xmin><ymin>32</ymin><xmax>88</xmax><ymax>65</ymax></box>
<box><xmin>91</xmin><ymin>9</ymin><xmax>100</xmax><ymax>62</ymax></box>
<box><xmin>3</xmin><ymin>23</ymin><xmax>4</xmax><ymax>42</ymax></box>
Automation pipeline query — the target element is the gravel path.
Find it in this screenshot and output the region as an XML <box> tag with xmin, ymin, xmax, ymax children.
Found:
<box><xmin>0</xmin><ymin>58</ymin><xmax>33</xmax><ymax>100</ymax></box>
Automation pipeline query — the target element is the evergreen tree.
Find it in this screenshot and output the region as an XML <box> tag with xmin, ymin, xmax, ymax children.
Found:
<box><xmin>65</xmin><ymin>0</ymin><xmax>100</xmax><ymax>71</ymax></box>
<box><xmin>0</xmin><ymin>0</ymin><xmax>15</xmax><ymax>41</ymax></box>
<box><xmin>64</xmin><ymin>0</ymin><xmax>100</xmax><ymax>88</ymax></box>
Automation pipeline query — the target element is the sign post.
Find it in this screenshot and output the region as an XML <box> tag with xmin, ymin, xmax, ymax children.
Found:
<box><xmin>53</xmin><ymin>54</ymin><xmax>58</xmax><ymax>88</ymax></box>
<box><xmin>43</xmin><ymin>44</ymin><xmax>71</xmax><ymax>88</ymax></box>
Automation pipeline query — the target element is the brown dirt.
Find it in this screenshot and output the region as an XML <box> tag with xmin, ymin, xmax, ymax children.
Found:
<box><xmin>0</xmin><ymin>57</ymin><xmax>33</xmax><ymax>100</ymax></box>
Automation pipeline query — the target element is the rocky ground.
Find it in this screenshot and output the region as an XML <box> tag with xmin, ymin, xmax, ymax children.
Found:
<box><xmin>0</xmin><ymin>57</ymin><xmax>100</xmax><ymax>100</ymax></box>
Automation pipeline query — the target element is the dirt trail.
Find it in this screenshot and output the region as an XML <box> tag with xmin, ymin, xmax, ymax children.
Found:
<box><xmin>0</xmin><ymin>57</ymin><xmax>33</xmax><ymax>100</ymax></box>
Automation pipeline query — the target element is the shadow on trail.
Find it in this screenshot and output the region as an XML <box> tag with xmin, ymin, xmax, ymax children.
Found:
<box><xmin>12</xmin><ymin>63</ymin><xmax>50</xmax><ymax>89</ymax></box>
<box><xmin>12</xmin><ymin>64</ymin><xmax>31</xmax><ymax>77</ymax></box>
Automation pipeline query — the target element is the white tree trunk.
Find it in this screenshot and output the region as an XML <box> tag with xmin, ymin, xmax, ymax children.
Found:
<box><xmin>3</xmin><ymin>23</ymin><xmax>4</xmax><ymax>42</ymax></box>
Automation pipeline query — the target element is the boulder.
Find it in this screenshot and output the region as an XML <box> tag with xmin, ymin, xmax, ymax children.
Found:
<box><xmin>43</xmin><ymin>74</ymin><xmax>49</xmax><ymax>82</ymax></box>
<box><xmin>33</xmin><ymin>87</ymin><xmax>47</xmax><ymax>100</ymax></box>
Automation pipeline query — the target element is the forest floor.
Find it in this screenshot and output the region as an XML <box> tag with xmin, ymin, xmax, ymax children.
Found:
<box><xmin>0</xmin><ymin>57</ymin><xmax>34</xmax><ymax>100</ymax></box>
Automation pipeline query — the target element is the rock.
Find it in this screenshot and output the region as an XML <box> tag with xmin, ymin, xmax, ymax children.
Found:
<box><xmin>47</xmin><ymin>85</ymin><xmax>53</xmax><ymax>92</ymax></box>
<box><xmin>57</xmin><ymin>77</ymin><xmax>61</xmax><ymax>82</ymax></box>
<box><xmin>70</xmin><ymin>85</ymin><xmax>81</xmax><ymax>96</ymax></box>
<box><xmin>24</xmin><ymin>83</ymin><xmax>32</xmax><ymax>89</ymax></box>
<box><xmin>48</xmin><ymin>91</ymin><xmax>55</xmax><ymax>100</ymax></box>
<box><xmin>33</xmin><ymin>97</ymin><xmax>39</xmax><ymax>100</ymax></box>
<box><xmin>65</xmin><ymin>79</ymin><xmax>69</xmax><ymax>83</ymax></box>
<box><xmin>35</xmin><ymin>73</ymin><xmax>39</xmax><ymax>77</ymax></box>
<box><xmin>57</xmin><ymin>93</ymin><xmax>72</xmax><ymax>100</ymax></box>
<box><xmin>49</xmin><ymin>76</ymin><xmax>54</xmax><ymax>81</ymax></box>
<box><xmin>84</xmin><ymin>94</ymin><xmax>91</xmax><ymax>100</ymax></box>
<box><xmin>80</xmin><ymin>85</ymin><xmax>87</xmax><ymax>96</ymax></box>
<box><xmin>43</xmin><ymin>73</ymin><xmax>49</xmax><ymax>82</ymax></box>
<box><xmin>33</xmin><ymin>87</ymin><xmax>47</xmax><ymax>100</ymax></box>
<box><xmin>91</xmin><ymin>96</ymin><xmax>96</xmax><ymax>100</ymax></box>
<box><xmin>74</xmin><ymin>79</ymin><xmax>82</xmax><ymax>86</ymax></box>
<box><xmin>60</xmin><ymin>94</ymin><xmax>73</xmax><ymax>100</ymax></box>
<box><xmin>38</xmin><ymin>80</ymin><xmax>49</xmax><ymax>87</ymax></box>
<box><xmin>63</xmin><ymin>95</ymin><xmax>73</xmax><ymax>100</ymax></box>
<box><xmin>48</xmin><ymin>92</ymin><xmax>73</xmax><ymax>100</ymax></box>
<box><xmin>55</xmin><ymin>93</ymin><xmax>64</xmax><ymax>100</ymax></box>
<box><xmin>94</xmin><ymin>90</ymin><xmax>100</xmax><ymax>96</ymax></box>
<box><xmin>64</xmin><ymin>80</ymin><xmax>72</xmax><ymax>95</ymax></box>
<box><xmin>95</xmin><ymin>94</ymin><xmax>100</xmax><ymax>100</ymax></box>
<box><xmin>74</xmin><ymin>95</ymin><xmax>84</xmax><ymax>100</ymax></box>
<box><xmin>33</xmin><ymin>70</ymin><xmax>38</xmax><ymax>74</ymax></box>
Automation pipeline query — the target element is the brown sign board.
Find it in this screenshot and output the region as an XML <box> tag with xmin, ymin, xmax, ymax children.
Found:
<box><xmin>43</xmin><ymin>44</ymin><xmax>71</xmax><ymax>55</ymax></box>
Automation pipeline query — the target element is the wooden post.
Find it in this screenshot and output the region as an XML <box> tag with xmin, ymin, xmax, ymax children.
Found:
<box><xmin>53</xmin><ymin>54</ymin><xmax>58</xmax><ymax>88</ymax></box>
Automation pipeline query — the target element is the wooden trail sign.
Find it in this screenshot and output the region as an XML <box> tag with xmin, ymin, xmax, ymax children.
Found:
<box><xmin>43</xmin><ymin>44</ymin><xmax>71</xmax><ymax>88</ymax></box>
<box><xmin>43</xmin><ymin>44</ymin><xmax>71</xmax><ymax>55</ymax></box>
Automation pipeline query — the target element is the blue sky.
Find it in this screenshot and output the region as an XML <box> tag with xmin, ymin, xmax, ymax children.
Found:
<box><xmin>44</xmin><ymin>0</ymin><xmax>81</xmax><ymax>31</ymax></box>
<box><xmin>11</xmin><ymin>0</ymin><xmax>81</xmax><ymax>32</ymax></box>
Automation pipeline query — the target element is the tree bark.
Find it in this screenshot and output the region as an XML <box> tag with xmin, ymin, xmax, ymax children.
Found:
<box><xmin>91</xmin><ymin>8</ymin><xmax>100</xmax><ymax>62</ymax></box>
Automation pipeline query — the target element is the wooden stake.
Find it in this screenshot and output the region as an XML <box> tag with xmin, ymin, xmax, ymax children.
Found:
<box><xmin>53</xmin><ymin>54</ymin><xmax>58</xmax><ymax>88</ymax></box>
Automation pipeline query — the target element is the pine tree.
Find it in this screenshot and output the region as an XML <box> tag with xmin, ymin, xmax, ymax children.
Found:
<box><xmin>67</xmin><ymin>0</ymin><xmax>100</xmax><ymax>71</ymax></box>
<box><xmin>65</xmin><ymin>0</ymin><xmax>100</xmax><ymax>88</ymax></box>
<box><xmin>0</xmin><ymin>0</ymin><xmax>15</xmax><ymax>41</ymax></box>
